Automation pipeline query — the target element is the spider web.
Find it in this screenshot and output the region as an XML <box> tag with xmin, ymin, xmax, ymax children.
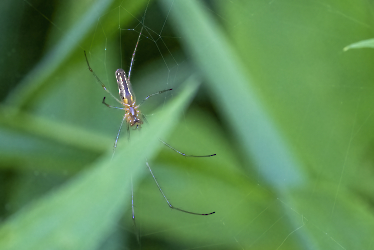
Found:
<box><xmin>1</xmin><ymin>0</ymin><xmax>374</xmax><ymax>249</ymax></box>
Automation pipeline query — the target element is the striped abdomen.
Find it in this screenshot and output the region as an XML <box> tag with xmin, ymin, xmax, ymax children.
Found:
<box><xmin>115</xmin><ymin>69</ymin><xmax>135</xmax><ymax>105</ymax></box>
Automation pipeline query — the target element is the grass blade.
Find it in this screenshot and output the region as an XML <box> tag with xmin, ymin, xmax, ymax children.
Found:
<box><xmin>0</xmin><ymin>78</ymin><xmax>200</xmax><ymax>250</ymax></box>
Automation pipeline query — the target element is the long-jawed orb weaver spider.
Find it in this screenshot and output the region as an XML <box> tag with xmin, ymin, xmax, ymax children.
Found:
<box><xmin>84</xmin><ymin>25</ymin><xmax>215</xmax><ymax>218</ymax></box>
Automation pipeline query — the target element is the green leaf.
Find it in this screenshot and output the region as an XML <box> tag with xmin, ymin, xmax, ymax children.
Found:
<box><xmin>5</xmin><ymin>0</ymin><xmax>148</xmax><ymax>110</ymax></box>
<box><xmin>160</xmin><ymin>0</ymin><xmax>303</xmax><ymax>189</ymax></box>
<box><xmin>344</xmin><ymin>38</ymin><xmax>374</xmax><ymax>51</ymax></box>
<box><xmin>0</xmin><ymin>78</ymin><xmax>200</xmax><ymax>250</ymax></box>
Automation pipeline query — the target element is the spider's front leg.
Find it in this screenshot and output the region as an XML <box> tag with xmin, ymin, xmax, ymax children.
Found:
<box><xmin>102</xmin><ymin>97</ymin><xmax>125</xmax><ymax>110</ymax></box>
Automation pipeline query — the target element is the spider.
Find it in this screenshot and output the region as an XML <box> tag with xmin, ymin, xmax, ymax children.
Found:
<box><xmin>84</xmin><ymin>25</ymin><xmax>215</xmax><ymax>217</ymax></box>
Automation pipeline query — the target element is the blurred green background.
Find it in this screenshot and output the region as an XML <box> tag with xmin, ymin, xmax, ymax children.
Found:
<box><xmin>1</xmin><ymin>0</ymin><xmax>374</xmax><ymax>249</ymax></box>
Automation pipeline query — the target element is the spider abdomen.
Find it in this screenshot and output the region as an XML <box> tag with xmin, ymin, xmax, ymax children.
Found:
<box><xmin>116</xmin><ymin>68</ymin><xmax>135</xmax><ymax>105</ymax></box>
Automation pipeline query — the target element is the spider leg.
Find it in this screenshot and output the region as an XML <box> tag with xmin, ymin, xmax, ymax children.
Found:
<box><xmin>146</xmin><ymin>161</ymin><xmax>215</xmax><ymax>216</ymax></box>
<box><xmin>141</xmin><ymin>113</ymin><xmax>148</xmax><ymax>124</ymax></box>
<box><xmin>102</xmin><ymin>97</ymin><xmax>125</xmax><ymax>110</ymax></box>
<box><xmin>112</xmin><ymin>115</ymin><xmax>127</xmax><ymax>158</ymax></box>
<box><xmin>159</xmin><ymin>139</ymin><xmax>216</xmax><ymax>157</ymax></box>
<box><xmin>84</xmin><ymin>51</ymin><xmax>122</xmax><ymax>105</ymax></box>
<box><xmin>138</xmin><ymin>88</ymin><xmax>173</xmax><ymax>106</ymax></box>
<box><xmin>127</xmin><ymin>122</ymin><xmax>130</xmax><ymax>141</ymax></box>
<box><xmin>128</xmin><ymin>26</ymin><xmax>144</xmax><ymax>81</ymax></box>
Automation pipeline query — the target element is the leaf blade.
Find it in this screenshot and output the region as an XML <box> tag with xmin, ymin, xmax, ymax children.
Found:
<box><xmin>344</xmin><ymin>38</ymin><xmax>374</xmax><ymax>51</ymax></box>
<box><xmin>0</xmin><ymin>77</ymin><xmax>200</xmax><ymax>250</ymax></box>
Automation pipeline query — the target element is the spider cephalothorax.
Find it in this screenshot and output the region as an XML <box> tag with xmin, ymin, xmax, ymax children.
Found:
<box><xmin>124</xmin><ymin>103</ymin><xmax>143</xmax><ymax>129</ymax></box>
